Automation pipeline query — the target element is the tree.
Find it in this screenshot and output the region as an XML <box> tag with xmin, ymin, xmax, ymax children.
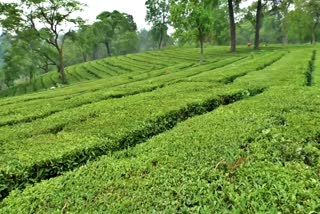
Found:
<box><xmin>286</xmin><ymin>6</ymin><xmax>312</xmax><ymax>43</ymax></box>
<box><xmin>17</xmin><ymin>28</ymin><xmax>58</xmax><ymax>74</ymax></box>
<box><xmin>0</xmin><ymin>31</ymin><xmax>58</xmax><ymax>88</ymax></box>
<box><xmin>170</xmin><ymin>0</ymin><xmax>216</xmax><ymax>64</ymax></box>
<box><xmin>138</xmin><ymin>29</ymin><xmax>156</xmax><ymax>51</ymax></box>
<box><xmin>2</xmin><ymin>40</ymin><xmax>30</xmax><ymax>87</ymax></box>
<box><xmin>0</xmin><ymin>0</ymin><xmax>84</xmax><ymax>84</ymax></box>
<box><xmin>304</xmin><ymin>0</ymin><xmax>320</xmax><ymax>44</ymax></box>
<box><xmin>227</xmin><ymin>0</ymin><xmax>243</xmax><ymax>52</ymax></box>
<box><xmin>69</xmin><ymin>25</ymin><xmax>96</xmax><ymax>62</ymax></box>
<box><xmin>138</xmin><ymin>28</ymin><xmax>172</xmax><ymax>51</ymax></box>
<box><xmin>254</xmin><ymin>0</ymin><xmax>264</xmax><ymax>49</ymax></box>
<box><xmin>113</xmin><ymin>31</ymin><xmax>139</xmax><ymax>55</ymax></box>
<box><xmin>253</xmin><ymin>0</ymin><xmax>286</xmax><ymax>49</ymax></box>
<box><xmin>276</xmin><ymin>0</ymin><xmax>293</xmax><ymax>44</ymax></box>
<box><xmin>0</xmin><ymin>34</ymin><xmax>10</xmax><ymax>89</ymax></box>
<box><xmin>145</xmin><ymin>0</ymin><xmax>170</xmax><ymax>49</ymax></box>
<box><xmin>150</xmin><ymin>23</ymin><xmax>169</xmax><ymax>48</ymax></box>
<box><xmin>95</xmin><ymin>11</ymin><xmax>137</xmax><ymax>57</ymax></box>
<box><xmin>237</xmin><ymin>19</ymin><xmax>255</xmax><ymax>44</ymax></box>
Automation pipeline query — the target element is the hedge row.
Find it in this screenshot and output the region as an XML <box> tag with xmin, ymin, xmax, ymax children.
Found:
<box><xmin>0</xmin><ymin>83</ymin><xmax>264</xmax><ymax>200</ymax></box>
<box><xmin>1</xmin><ymin>86</ymin><xmax>319</xmax><ymax>213</ymax></box>
<box><xmin>0</xmin><ymin>55</ymin><xmax>247</xmax><ymax>126</ymax></box>
<box><xmin>0</xmin><ymin>46</ymin><xmax>196</xmax><ymax>98</ymax></box>
<box><xmin>189</xmin><ymin>52</ymin><xmax>285</xmax><ymax>83</ymax></box>
<box><xmin>0</xmin><ymin>60</ymin><xmax>191</xmax><ymax>108</ymax></box>
<box><xmin>0</xmin><ymin>48</ymin><xmax>311</xmax><ymax>179</ymax></box>
<box><xmin>233</xmin><ymin>48</ymin><xmax>313</xmax><ymax>88</ymax></box>
<box><xmin>306</xmin><ymin>50</ymin><xmax>317</xmax><ymax>86</ymax></box>
<box><xmin>0</xmin><ymin>55</ymin><xmax>201</xmax><ymax>107</ymax></box>
<box><xmin>0</xmin><ymin>45</ymin><xmax>273</xmax><ymax>105</ymax></box>
<box><xmin>0</xmin><ymin>46</ymin><xmax>314</xmax><ymax>207</ymax></box>
<box><xmin>0</xmin><ymin>45</ymin><xmax>296</xmax><ymax>99</ymax></box>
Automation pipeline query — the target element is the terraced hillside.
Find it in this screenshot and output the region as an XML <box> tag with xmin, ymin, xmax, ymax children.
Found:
<box><xmin>0</xmin><ymin>46</ymin><xmax>319</xmax><ymax>213</ymax></box>
<box><xmin>0</xmin><ymin>46</ymin><xmax>248</xmax><ymax>98</ymax></box>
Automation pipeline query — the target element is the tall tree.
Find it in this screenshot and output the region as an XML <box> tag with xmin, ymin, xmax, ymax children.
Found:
<box><xmin>95</xmin><ymin>11</ymin><xmax>137</xmax><ymax>57</ymax></box>
<box><xmin>253</xmin><ymin>0</ymin><xmax>285</xmax><ymax>49</ymax></box>
<box><xmin>170</xmin><ymin>0</ymin><xmax>216</xmax><ymax>64</ymax></box>
<box><xmin>145</xmin><ymin>0</ymin><xmax>170</xmax><ymax>49</ymax></box>
<box><xmin>0</xmin><ymin>0</ymin><xmax>84</xmax><ymax>84</ymax></box>
<box><xmin>277</xmin><ymin>0</ymin><xmax>293</xmax><ymax>44</ymax></box>
<box><xmin>228</xmin><ymin>0</ymin><xmax>236</xmax><ymax>52</ymax></box>
<box><xmin>254</xmin><ymin>0</ymin><xmax>263</xmax><ymax>49</ymax></box>
<box><xmin>69</xmin><ymin>25</ymin><xmax>96</xmax><ymax>62</ymax></box>
<box><xmin>138</xmin><ymin>29</ymin><xmax>157</xmax><ymax>51</ymax></box>
<box><xmin>17</xmin><ymin>28</ymin><xmax>58</xmax><ymax>74</ymax></box>
<box><xmin>305</xmin><ymin>0</ymin><xmax>320</xmax><ymax>44</ymax></box>
<box><xmin>0</xmin><ymin>35</ymin><xmax>11</xmax><ymax>88</ymax></box>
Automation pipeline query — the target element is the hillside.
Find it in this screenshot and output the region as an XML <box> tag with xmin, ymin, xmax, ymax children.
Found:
<box><xmin>0</xmin><ymin>46</ymin><xmax>319</xmax><ymax>212</ymax></box>
<box><xmin>0</xmin><ymin>46</ymin><xmax>254</xmax><ymax>97</ymax></box>
<box><xmin>0</xmin><ymin>45</ymin><xmax>313</xmax><ymax>99</ymax></box>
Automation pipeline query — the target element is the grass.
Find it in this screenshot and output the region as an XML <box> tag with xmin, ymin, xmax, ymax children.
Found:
<box><xmin>0</xmin><ymin>45</ymin><xmax>319</xmax><ymax>213</ymax></box>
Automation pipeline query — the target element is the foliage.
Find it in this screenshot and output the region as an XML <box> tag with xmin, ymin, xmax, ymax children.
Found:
<box><xmin>94</xmin><ymin>10</ymin><xmax>137</xmax><ymax>57</ymax></box>
<box><xmin>0</xmin><ymin>45</ymin><xmax>318</xmax><ymax>212</ymax></box>
<box><xmin>170</xmin><ymin>0</ymin><xmax>218</xmax><ymax>63</ymax></box>
<box><xmin>1</xmin><ymin>0</ymin><xmax>320</xmax><ymax>90</ymax></box>
<box><xmin>0</xmin><ymin>35</ymin><xmax>9</xmax><ymax>89</ymax></box>
<box><xmin>286</xmin><ymin>8</ymin><xmax>312</xmax><ymax>43</ymax></box>
<box><xmin>0</xmin><ymin>0</ymin><xmax>84</xmax><ymax>83</ymax></box>
<box><xmin>303</xmin><ymin>0</ymin><xmax>320</xmax><ymax>44</ymax></box>
<box><xmin>145</xmin><ymin>0</ymin><xmax>170</xmax><ymax>48</ymax></box>
<box><xmin>138</xmin><ymin>29</ymin><xmax>159</xmax><ymax>51</ymax></box>
<box><xmin>0</xmin><ymin>0</ymin><xmax>320</xmax><ymax>209</ymax></box>
<box><xmin>0</xmin><ymin>47</ymin><xmax>267</xmax><ymax>198</ymax></box>
<box><xmin>212</xmin><ymin>5</ymin><xmax>230</xmax><ymax>45</ymax></box>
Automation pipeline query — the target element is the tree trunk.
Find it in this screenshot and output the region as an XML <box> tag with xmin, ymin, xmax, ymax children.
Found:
<box><xmin>228</xmin><ymin>0</ymin><xmax>236</xmax><ymax>52</ymax></box>
<box><xmin>82</xmin><ymin>52</ymin><xmax>87</xmax><ymax>62</ymax></box>
<box><xmin>282</xmin><ymin>13</ymin><xmax>288</xmax><ymax>45</ymax></box>
<box><xmin>200</xmin><ymin>37</ymin><xmax>204</xmax><ymax>64</ymax></box>
<box><xmin>106</xmin><ymin>42</ymin><xmax>112</xmax><ymax>57</ymax></box>
<box><xmin>283</xmin><ymin>34</ymin><xmax>288</xmax><ymax>45</ymax></box>
<box><xmin>42</xmin><ymin>60</ymin><xmax>50</xmax><ymax>74</ymax></box>
<box><xmin>282</xmin><ymin>18</ymin><xmax>288</xmax><ymax>44</ymax></box>
<box><xmin>312</xmin><ymin>31</ymin><xmax>316</xmax><ymax>45</ymax></box>
<box><xmin>93</xmin><ymin>44</ymin><xmax>99</xmax><ymax>60</ymax></box>
<box><xmin>58</xmin><ymin>48</ymin><xmax>66</xmax><ymax>84</ymax></box>
<box><xmin>44</xmin><ymin>63</ymin><xmax>49</xmax><ymax>73</ymax></box>
<box><xmin>158</xmin><ymin>27</ymin><xmax>164</xmax><ymax>49</ymax></box>
<box><xmin>312</xmin><ymin>24</ymin><xmax>317</xmax><ymax>45</ymax></box>
<box><xmin>29</xmin><ymin>71</ymin><xmax>34</xmax><ymax>82</ymax></box>
<box><xmin>4</xmin><ymin>78</ymin><xmax>12</xmax><ymax>88</ymax></box>
<box><xmin>254</xmin><ymin>0</ymin><xmax>262</xmax><ymax>50</ymax></box>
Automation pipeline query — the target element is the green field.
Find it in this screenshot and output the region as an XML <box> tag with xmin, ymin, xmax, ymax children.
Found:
<box><xmin>0</xmin><ymin>46</ymin><xmax>319</xmax><ymax>213</ymax></box>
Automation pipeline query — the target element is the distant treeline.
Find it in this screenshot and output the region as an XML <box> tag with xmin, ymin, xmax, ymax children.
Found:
<box><xmin>0</xmin><ymin>0</ymin><xmax>319</xmax><ymax>88</ymax></box>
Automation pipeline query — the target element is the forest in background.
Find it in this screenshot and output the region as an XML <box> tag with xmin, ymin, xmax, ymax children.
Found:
<box><xmin>0</xmin><ymin>0</ymin><xmax>319</xmax><ymax>89</ymax></box>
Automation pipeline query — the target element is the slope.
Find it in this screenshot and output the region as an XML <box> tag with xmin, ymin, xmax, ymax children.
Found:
<box><xmin>0</xmin><ymin>46</ymin><xmax>319</xmax><ymax>213</ymax></box>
